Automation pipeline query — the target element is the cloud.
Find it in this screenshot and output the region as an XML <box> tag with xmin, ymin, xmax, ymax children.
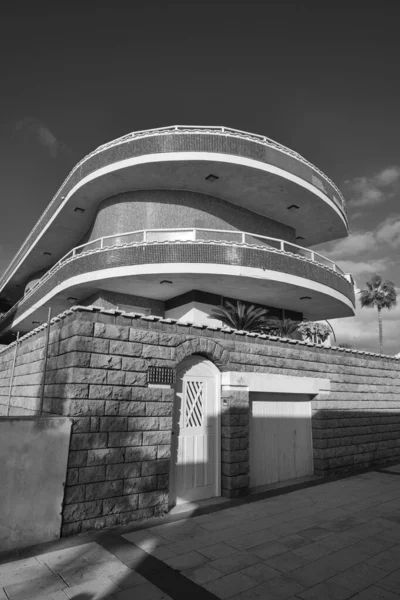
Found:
<box><xmin>322</xmin><ymin>232</ymin><xmax>376</xmax><ymax>260</ymax></box>
<box><xmin>345</xmin><ymin>166</ymin><xmax>400</xmax><ymax>207</ymax></box>
<box><xmin>337</xmin><ymin>258</ymin><xmax>389</xmax><ymax>280</ymax></box>
<box><xmin>14</xmin><ymin>118</ymin><xmax>60</xmax><ymax>158</ymax></box>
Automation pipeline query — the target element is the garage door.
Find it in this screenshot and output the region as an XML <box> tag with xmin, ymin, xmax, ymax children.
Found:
<box><xmin>250</xmin><ymin>392</ymin><xmax>314</xmax><ymax>487</ymax></box>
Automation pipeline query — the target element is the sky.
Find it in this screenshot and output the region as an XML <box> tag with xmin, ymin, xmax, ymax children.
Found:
<box><xmin>0</xmin><ymin>3</ymin><xmax>399</xmax><ymax>354</ymax></box>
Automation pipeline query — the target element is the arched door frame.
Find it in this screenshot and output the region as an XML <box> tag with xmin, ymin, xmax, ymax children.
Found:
<box><xmin>170</xmin><ymin>354</ymin><xmax>221</xmax><ymax>506</ymax></box>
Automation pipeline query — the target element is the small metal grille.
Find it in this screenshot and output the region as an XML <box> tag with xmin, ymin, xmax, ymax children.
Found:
<box><xmin>147</xmin><ymin>366</ymin><xmax>175</xmax><ymax>385</ymax></box>
<box><xmin>184</xmin><ymin>381</ymin><xmax>204</xmax><ymax>427</ymax></box>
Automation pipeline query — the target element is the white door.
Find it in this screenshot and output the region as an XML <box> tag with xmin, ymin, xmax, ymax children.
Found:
<box><xmin>250</xmin><ymin>393</ymin><xmax>314</xmax><ymax>487</ymax></box>
<box><xmin>170</xmin><ymin>357</ymin><xmax>220</xmax><ymax>506</ymax></box>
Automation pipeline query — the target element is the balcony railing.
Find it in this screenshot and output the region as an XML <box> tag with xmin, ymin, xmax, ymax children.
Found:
<box><xmin>0</xmin><ymin>228</ymin><xmax>354</xmax><ymax>328</ymax></box>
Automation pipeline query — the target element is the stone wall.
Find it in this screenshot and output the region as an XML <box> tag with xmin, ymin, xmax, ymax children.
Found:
<box><xmin>0</xmin><ymin>306</ymin><xmax>399</xmax><ymax>537</ymax></box>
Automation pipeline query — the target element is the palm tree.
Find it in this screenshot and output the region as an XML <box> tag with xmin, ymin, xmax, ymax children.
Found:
<box><xmin>263</xmin><ymin>317</ymin><xmax>300</xmax><ymax>338</ymax></box>
<box><xmin>358</xmin><ymin>274</ymin><xmax>397</xmax><ymax>353</ymax></box>
<box><xmin>210</xmin><ymin>300</ymin><xmax>270</xmax><ymax>332</ymax></box>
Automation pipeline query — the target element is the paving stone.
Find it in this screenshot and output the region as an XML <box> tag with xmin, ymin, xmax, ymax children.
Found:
<box><xmin>239</xmin><ymin>562</ymin><xmax>281</xmax><ymax>583</ymax></box>
<box><xmin>377</xmin><ymin>568</ymin><xmax>400</xmax><ymax>593</ymax></box>
<box><xmin>4</xmin><ymin>572</ymin><xmax>67</xmax><ymax>600</ymax></box>
<box><xmin>264</xmin><ymin>550</ymin><xmax>311</xmax><ymax>573</ymax></box>
<box><xmin>248</xmin><ymin>540</ymin><xmax>289</xmax><ymax>560</ymax></box>
<box><xmin>230</xmin><ymin>574</ymin><xmax>304</xmax><ymax>599</ymax></box>
<box><xmin>208</xmin><ymin>551</ymin><xmax>260</xmax><ymax>575</ymax></box>
<box><xmin>198</xmin><ymin>543</ymin><xmax>238</xmax><ymax>560</ymax></box>
<box><xmin>366</xmin><ymin>545</ymin><xmax>400</xmax><ymax>573</ymax></box>
<box><xmin>164</xmin><ymin>551</ymin><xmax>209</xmax><ymax>571</ymax></box>
<box><xmin>63</xmin><ymin>575</ymin><xmax>121</xmax><ymax>598</ymax></box>
<box><xmin>299</xmin><ymin>526</ymin><xmax>333</xmax><ymax>541</ymax></box>
<box><xmin>183</xmin><ymin>564</ymin><xmax>224</xmax><ymax>584</ymax></box>
<box><xmin>0</xmin><ymin>558</ymin><xmax>40</xmax><ymax>576</ymax></box>
<box><xmin>318</xmin><ymin>529</ymin><xmax>366</xmax><ymax>551</ymax></box>
<box><xmin>204</xmin><ymin>571</ymin><xmax>258</xmax><ymax>599</ymax></box>
<box><xmin>346</xmin><ymin>536</ymin><xmax>398</xmax><ymax>557</ymax></box>
<box><xmin>350</xmin><ymin>586</ymin><xmax>400</xmax><ymax>599</ymax></box>
<box><xmin>292</xmin><ymin>541</ymin><xmax>333</xmax><ymax>561</ymax></box>
<box><xmin>226</xmin><ymin>529</ymin><xmax>280</xmax><ymax>550</ymax></box>
<box><xmin>113</xmin><ymin>581</ymin><xmax>173</xmax><ymax>599</ymax></box>
<box><xmin>278</xmin><ymin>534</ymin><xmax>311</xmax><ymax>550</ymax></box>
<box><xmin>297</xmin><ymin>580</ymin><xmax>354</xmax><ymax>599</ymax></box>
<box><xmin>109</xmin><ymin>569</ymin><xmax>148</xmax><ymax>589</ymax></box>
<box><xmin>329</xmin><ymin>562</ymin><xmax>388</xmax><ymax>592</ymax></box>
<box><xmin>0</xmin><ymin>563</ymin><xmax>54</xmax><ymax>588</ymax></box>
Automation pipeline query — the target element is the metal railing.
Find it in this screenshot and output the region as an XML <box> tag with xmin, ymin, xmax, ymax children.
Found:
<box><xmin>0</xmin><ymin>227</ymin><xmax>354</xmax><ymax>327</ymax></box>
<box><xmin>0</xmin><ymin>126</ymin><xmax>347</xmax><ymax>291</ymax></box>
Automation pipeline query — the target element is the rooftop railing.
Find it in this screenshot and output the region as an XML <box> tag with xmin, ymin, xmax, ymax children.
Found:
<box><xmin>0</xmin><ymin>228</ymin><xmax>354</xmax><ymax>328</ymax></box>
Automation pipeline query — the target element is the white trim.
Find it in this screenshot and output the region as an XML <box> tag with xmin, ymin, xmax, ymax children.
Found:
<box><xmin>221</xmin><ymin>371</ymin><xmax>330</xmax><ymax>395</ymax></box>
<box><xmin>1</xmin><ymin>151</ymin><xmax>347</xmax><ymax>291</ymax></box>
<box><xmin>10</xmin><ymin>262</ymin><xmax>355</xmax><ymax>329</ymax></box>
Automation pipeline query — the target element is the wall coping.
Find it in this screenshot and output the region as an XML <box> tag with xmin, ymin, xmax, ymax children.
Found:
<box><xmin>0</xmin><ymin>304</ymin><xmax>399</xmax><ymax>363</ymax></box>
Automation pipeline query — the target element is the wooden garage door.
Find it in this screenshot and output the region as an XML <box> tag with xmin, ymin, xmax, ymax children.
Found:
<box><xmin>250</xmin><ymin>392</ymin><xmax>313</xmax><ymax>487</ymax></box>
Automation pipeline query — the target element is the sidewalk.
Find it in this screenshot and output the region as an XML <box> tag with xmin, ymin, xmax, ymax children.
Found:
<box><xmin>1</xmin><ymin>466</ymin><xmax>400</xmax><ymax>599</ymax></box>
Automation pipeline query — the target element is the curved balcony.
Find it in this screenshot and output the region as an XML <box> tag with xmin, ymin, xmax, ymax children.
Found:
<box><xmin>0</xmin><ymin>126</ymin><xmax>349</xmax><ymax>305</ymax></box>
<box><xmin>0</xmin><ymin>229</ymin><xmax>355</xmax><ymax>335</ymax></box>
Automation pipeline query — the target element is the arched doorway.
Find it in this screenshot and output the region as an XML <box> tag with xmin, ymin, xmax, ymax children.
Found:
<box><xmin>169</xmin><ymin>355</ymin><xmax>221</xmax><ymax>506</ymax></box>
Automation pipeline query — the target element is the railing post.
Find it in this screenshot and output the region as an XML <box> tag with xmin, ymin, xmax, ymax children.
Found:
<box><xmin>280</xmin><ymin>241</ymin><xmax>285</xmax><ymax>251</ymax></box>
<box><xmin>332</xmin><ymin>263</ymin><xmax>337</xmax><ymax>272</ymax></box>
<box><xmin>72</xmin><ymin>248</ymin><xmax>76</xmax><ymax>257</ymax></box>
<box><xmin>143</xmin><ymin>230</ymin><xmax>147</xmax><ymax>242</ymax></box>
<box><xmin>311</xmin><ymin>252</ymin><xmax>315</xmax><ymax>261</ymax></box>
<box><xmin>242</xmin><ymin>233</ymin><xmax>246</xmax><ymax>244</ymax></box>
<box><xmin>100</xmin><ymin>237</ymin><xmax>104</xmax><ymax>249</ymax></box>
<box><xmin>193</xmin><ymin>229</ymin><xmax>197</xmax><ymax>241</ymax></box>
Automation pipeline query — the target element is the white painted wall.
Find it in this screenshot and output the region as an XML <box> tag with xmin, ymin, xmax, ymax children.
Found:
<box><xmin>165</xmin><ymin>301</ymin><xmax>223</xmax><ymax>327</ymax></box>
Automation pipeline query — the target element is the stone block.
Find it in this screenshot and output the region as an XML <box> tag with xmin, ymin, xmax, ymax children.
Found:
<box><xmin>222</xmin><ymin>425</ymin><xmax>249</xmax><ymax>439</ymax></box>
<box><xmin>106</xmin><ymin>462</ymin><xmax>141</xmax><ymax>480</ymax></box>
<box><xmin>99</xmin><ymin>416</ymin><xmax>128</xmax><ymax>432</ymax></box>
<box><xmin>78</xmin><ymin>466</ymin><xmax>106</xmax><ymax>484</ymax></box>
<box><xmin>64</xmin><ymin>484</ymin><xmax>86</xmax><ymax>505</ymax></box>
<box><xmin>159</xmin><ymin>416</ymin><xmax>173</xmax><ymax>430</ymax></box>
<box><xmin>85</xmin><ymin>480</ymin><xmax>123</xmax><ymax>501</ymax></box>
<box><xmin>222</xmin><ymin>462</ymin><xmax>249</xmax><ymax>477</ymax></box>
<box><xmin>44</xmin><ymin>383</ymin><xmax>89</xmax><ymax>399</ymax></box>
<box><xmin>141</xmin><ymin>345</ymin><xmax>173</xmax><ymax>359</ymax></box>
<box><xmin>59</xmin><ymin>336</ymin><xmax>110</xmax><ymax>355</ymax></box>
<box><xmin>125</xmin><ymin>446</ymin><xmax>157</xmax><ymax>462</ymax></box>
<box><xmin>127</xmin><ymin>417</ymin><xmax>159</xmax><ymax>431</ymax></box>
<box><xmin>111</xmin><ymin>386</ymin><xmax>132</xmax><ymax>400</ymax></box>
<box><xmin>103</xmin><ymin>494</ymin><xmax>138</xmax><ymax>515</ymax></box>
<box><xmin>66</xmin><ymin>468</ymin><xmax>79</xmax><ymax>486</ymax></box>
<box><xmin>61</xmin><ymin>521</ymin><xmax>82</xmax><ymax>537</ymax></box>
<box><xmin>71</xmin><ymin>417</ymin><xmax>91</xmax><ymax>433</ymax></box>
<box><xmin>146</xmin><ymin>402</ymin><xmax>173</xmax><ymax>417</ymax></box>
<box><xmin>125</xmin><ymin>372</ymin><xmax>148</xmax><ymax>386</ymax></box>
<box><xmin>138</xmin><ymin>490</ymin><xmax>168</xmax><ymax>509</ymax></box>
<box><xmin>109</xmin><ymin>340</ymin><xmax>142</xmax><ymax>357</ymax></box>
<box><xmin>68</xmin><ymin>451</ymin><xmax>88</xmax><ymax>468</ymax></box>
<box><xmin>90</xmin><ymin>354</ymin><xmax>123</xmax><ymax>370</ymax></box>
<box><xmin>60</xmin><ymin>320</ymin><xmax>94</xmax><ymax>340</ymax></box>
<box><xmin>70</xmin><ymin>433</ymin><xmax>108</xmax><ymax>450</ymax></box>
<box><xmin>157</xmin><ymin>445</ymin><xmax>171</xmax><ymax>459</ymax></box>
<box><xmin>94</xmin><ymin>322</ymin><xmax>129</xmax><ymax>340</ymax></box>
<box><xmin>81</xmin><ymin>514</ymin><xmax>119</xmax><ymax>532</ymax></box>
<box><xmin>222</xmin><ymin>449</ymin><xmax>249</xmax><ymax>463</ymax></box>
<box><xmin>108</xmin><ymin>432</ymin><xmax>142</xmax><ymax>447</ymax></box>
<box><xmin>157</xmin><ymin>474</ymin><xmax>169</xmax><ymax>490</ymax></box>
<box><xmin>66</xmin><ymin>399</ymin><xmax>106</xmax><ymax>417</ymax></box>
<box><xmin>129</xmin><ymin>330</ymin><xmax>160</xmax><ymax>344</ymax></box>
<box><xmin>117</xmin><ymin>401</ymin><xmax>146</xmax><ymax>416</ymax></box>
<box><xmin>87</xmin><ymin>447</ymin><xmax>125</xmax><ymax>465</ymax></box>
<box><xmin>123</xmin><ymin>476</ymin><xmax>158</xmax><ymax>494</ymax></box>
<box><xmin>63</xmin><ymin>500</ymin><xmax>102</xmax><ymax>523</ymax></box>
<box><xmin>121</xmin><ymin>357</ymin><xmax>148</xmax><ymax>371</ymax></box>
<box><xmin>141</xmin><ymin>459</ymin><xmax>170</xmax><ymax>476</ymax></box>
<box><xmin>142</xmin><ymin>431</ymin><xmax>171</xmax><ymax>446</ymax></box>
<box><xmin>56</xmin><ymin>352</ymin><xmax>91</xmax><ymax>369</ymax></box>
<box><xmin>107</xmin><ymin>371</ymin><xmax>126</xmax><ymax>385</ymax></box>
<box><xmin>221</xmin><ymin>474</ymin><xmax>249</xmax><ymax>490</ymax></box>
<box><xmin>89</xmin><ymin>385</ymin><xmax>113</xmax><ymax>399</ymax></box>
<box><xmin>90</xmin><ymin>417</ymin><xmax>100</xmax><ymax>432</ymax></box>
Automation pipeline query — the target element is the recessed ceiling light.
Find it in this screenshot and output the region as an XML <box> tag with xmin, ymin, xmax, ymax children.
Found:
<box><xmin>205</xmin><ymin>174</ymin><xmax>219</xmax><ymax>183</ymax></box>
<box><xmin>300</xmin><ymin>296</ymin><xmax>312</xmax><ymax>300</ymax></box>
<box><xmin>287</xmin><ymin>204</ymin><xmax>299</xmax><ymax>211</ymax></box>
<box><xmin>67</xmin><ymin>297</ymin><xmax>78</xmax><ymax>302</ymax></box>
<box><xmin>74</xmin><ymin>207</ymin><xmax>85</xmax><ymax>213</ymax></box>
<box><xmin>296</xmin><ymin>236</ymin><xmax>304</xmax><ymax>240</ymax></box>
<box><xmin>160</xmin><ymin>280</ymin><xmax>173</xmax><ymax>284</ymax></box>
<box><xmin>43</xmin><ymin>252</ymin><xmax>52</xmax><ymax>256</ymax></box>
<box><xmin>32</xmin><ymin>320</ymin><xmax>40</xmax><ymax>324</ymax></box>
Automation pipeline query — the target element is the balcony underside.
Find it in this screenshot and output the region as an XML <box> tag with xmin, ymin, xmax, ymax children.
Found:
<box><xmin>0</xmin><ymin>243</ymin><xmax>355</xmax><ymax>337</ymax></box>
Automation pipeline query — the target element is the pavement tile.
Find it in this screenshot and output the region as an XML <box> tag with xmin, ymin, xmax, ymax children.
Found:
<box><xmin>226</xmin><ymin>529</ymin><xmax>279</xmax><ymax>550</ymax></box>
<box><xmin>239</xmin><ymin>562</ymin><xmax>281</xmax><ymax>583</ymax></box>
<box><xmin>318</xmin><ymin>530</ymin><xmax>366</xmax><ymax>551</ymax></box>
<box><xmin>248</xmin><ymin>540</ymin><xmax>290</xmax><ymax>560</ymax></box>
<box><xmin>322</xmin><ymin>516</ymin><xmax>367</xmax><ymax>533</ymax></box>
<box><xmin>183</xmin><ymin>564</ymin><xmax>224</xmax><ymax>584</ymax></box>
<box><xmin>366</xmin><ymin>545</ymin><xmax>400</xmax><ymax>572</ymax></box>
<box><xmin>59</xmin><ymin>559</ymin><xmax>130</xmax><ymax>586</ymax></box>
<box><xmin>299</xmin><ymin>526</ymin><xmax>333</xmax><ymax>541</ymax></box>
<box><xmin>63</xmin><ymin>575</ymin><xmax>121</xmax><ymax>599</ymax></box>
<box><xmin>230</xmin><ymin>574</ymin><xmax>304</xmax><ymax>599</ymax></box>
<box><xmin>109</xmin><ymin>569</ymin><xmax>148</xmax><ymax>589</ymax></box>
<box><xmin>297</xmin><ymin>580</ymin><xmax>354</xmax><ymax>599</ymax></box>
<box><xmin>377</xmin><ymin>568</ymin><xmax>400</xmax><ymax>593</ymax></box>
<box><xmin>0</xmin><ymin>558</ymin><xmax>40</xmax><ymax>575</ymax></box>
<box><xmin>204</xmin><ymin>571</ymin><xmax>258</xmax><ymax>599</ymax></box>
<box><xmin>292</xmin><ymin>542</ymin><xmax>333</xmax><ymax>561</ymax></box>
<box><xmin>122</xmin><ymin>531</ymin><xmax>169</xmax><ymax>552</ymax></box>
<box><xmin>0</xmin><ymin>563</ymin><xmax>55</xmax><ymax>588</ymax></box>
<box><xmin>329</xmin><ymin>563</ymin><xmax>388</xmax><ymax>592</ymax></box>
<box><xmin>350</xmin><ymin>586</ymin><xmax>400</xmax><ymax>599</ymax></box>
<box><xmin>198</xmin><ymin>543</ymin><xmax>238</xmax><ymax>560</ymax></box>
<box><xmin>164</xmin><ymin>550</ymin><xmax>209</xmax><ymax>571</ymax></box>
<box><xmin>113</xmin><ymin>581</ymin><xmax>173</xmax><ymax>599</ymax></box>
<box><xmin>37</xmin><ymin>593</ymin><xmax>69</xmax><ymax>600</ymax></box>
<box><xmin>4</xmin><ymin>572</ymin><xmax>67</xmax><ymax>600</ymax></box>
<box><xmin>346</xmin><ymin>536</ymin><xmax>398</xmax><ymax>557</ymax></box>
<box><xmin>279</xmin><ymin>535</ymin><xmax>311</xmax><ymax>550</ymax></box>
<box><xmin>263</xmin><ymin>551</ymin><xmax>311</xmax><ymax>573</ymax></box>
<box><xmin>209</xmin><ymin>551</ymin><xmax>260</xmax><ymax>575</ymax></box>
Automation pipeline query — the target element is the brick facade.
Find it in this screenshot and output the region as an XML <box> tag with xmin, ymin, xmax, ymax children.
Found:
<box><xmin>1</xmin><ymin>307</ymin><xmax>400</xmax><ymax>536</ymax></box>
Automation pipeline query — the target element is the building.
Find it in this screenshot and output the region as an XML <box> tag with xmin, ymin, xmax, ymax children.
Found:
<box><xmin>0</xmin><ymin>125</ymin><xmax>354</xmax><ymax>342</ymax></box>
<box><xmin>0</xmin><ymin>126</ymin><xmax>359</xmax><ymax>519</ymax></box>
